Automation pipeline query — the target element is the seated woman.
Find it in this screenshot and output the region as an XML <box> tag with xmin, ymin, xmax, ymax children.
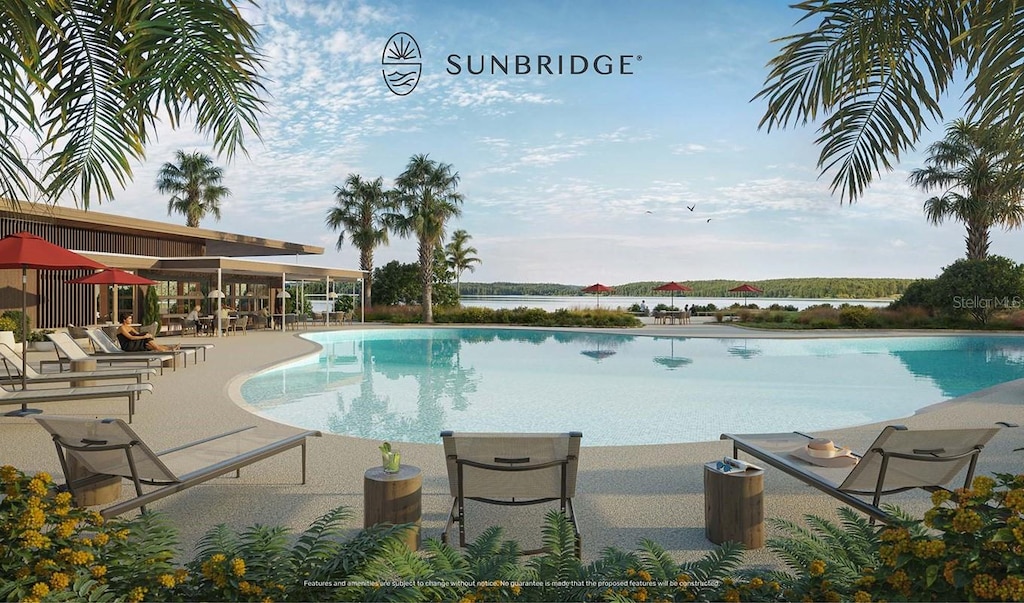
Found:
<box><xmin>117</xmin><ymin>312</ymin><xmax>179</xmax><ymax>352</ymax></box>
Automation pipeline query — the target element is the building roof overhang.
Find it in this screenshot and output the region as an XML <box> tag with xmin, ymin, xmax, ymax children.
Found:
<box><xmin>78</xmin><ymin>252</ymin><xmax>364</xmax><ymax>282</ymax></box>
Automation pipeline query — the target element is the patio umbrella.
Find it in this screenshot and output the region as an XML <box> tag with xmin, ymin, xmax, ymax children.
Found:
<box><xmin>728</xmin><ymin>283</ymin><xmax>763</xmax><ymax>306</ymax></box>
<box><xmin>653</xmin><ymin>281</ymin><xmax>692</xmax><ymax>310</ymax></box>
<box><xmin>581</xmin><ymin>283</ymin><xmax>613</xmax><ymax>307</ymax></box>
<box><xmin>0</xmin><ymin>232</ymin><xmax>106</xmax><ymax>409</ymax></box>
<box><xmin>67</xmin><ymin>269</ymin><xmax>158</xmax><ymax>329</ymax></box>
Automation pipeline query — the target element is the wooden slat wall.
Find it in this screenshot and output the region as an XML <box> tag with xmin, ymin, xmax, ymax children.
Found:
<box><xmin>1</xmin><ymin>216</ymin><xmax>205</xmax><ymax>328</ymax></box>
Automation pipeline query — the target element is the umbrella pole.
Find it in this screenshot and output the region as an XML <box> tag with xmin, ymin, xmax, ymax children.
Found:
<box><xmin>6</xmin><ymin>267</ymin><xmax>41</xmax><ymax>416</ymax></box>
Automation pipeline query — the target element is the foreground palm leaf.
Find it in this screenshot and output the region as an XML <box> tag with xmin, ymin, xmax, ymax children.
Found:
<box><xmin>0</xmin><ymin>0</ymin><xmax>264</xmax><ymax>208</ymax></box>
<box><xmin>757</xmin><ymin>0</ymin><xmax>1024</xmax><ymax>203</ymax></box>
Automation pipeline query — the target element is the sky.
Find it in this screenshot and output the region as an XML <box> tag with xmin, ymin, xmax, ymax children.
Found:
<box><xmin>69</xmin><ymin>0</ymin><xmax>1024</xmax><ymax>286</ymax></box>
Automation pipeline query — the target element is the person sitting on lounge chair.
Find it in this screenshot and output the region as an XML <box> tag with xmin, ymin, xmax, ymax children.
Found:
<box><xmin>117</xmin><ymin>313</ymin><xmax>179</xmax><ymax>352</ymax></box>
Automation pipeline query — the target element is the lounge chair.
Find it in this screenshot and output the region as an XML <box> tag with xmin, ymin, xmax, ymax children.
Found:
<box><xmin>46</xmin><ymin>332</ymin><xmax>170</xmax><ymax>375</ymax></box>
<box><xmin>83</xmin><ymin>327</ymin><xmax>196</xmax><ymax>368</ymax></box>
<box><xmin>721</xmin><ymin>423</ymin><xmax>1014</xmax><ymax>524</ymax></box>
<box><xmin>89</xmin><ymin>326</ymin><xmax>214</xmax><ymax>362</ymax></box>
<box><xmin>440</xmin><ymin>430</ymin><xmax>583</xmax><ymax>557</ymax></box>
<box><xmin>0</xmin><ymin>380</ymin><xmax>152</xmax><ymax>421</ymax></box>
<box><xmin>0</xmin><ymin>343</ymin><xmax>155</xmax><ymax>388</ymax></box>
<box><xmin>36</xmin><ymin>416</ymin><xmax>322</xmax><ymax>518</ymax></box>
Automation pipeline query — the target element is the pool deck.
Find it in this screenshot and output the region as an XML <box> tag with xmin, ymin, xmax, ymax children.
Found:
<box><xmin>2</xmin><ymin>321</ymin><xmax>1022</xmax><ymax>569</ymax></box>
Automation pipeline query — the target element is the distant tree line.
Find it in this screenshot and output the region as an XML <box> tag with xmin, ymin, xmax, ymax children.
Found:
<box><xmin>460</xmin><ymin>278</ymin><xmax>913</xmax><ymax>299</ymax></box>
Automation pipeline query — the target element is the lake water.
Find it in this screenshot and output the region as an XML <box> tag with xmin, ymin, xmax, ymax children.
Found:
<box><xmin>459</xmin><ymin>295</ymin><xmax>891</xmax><ymax>311</ymax></box>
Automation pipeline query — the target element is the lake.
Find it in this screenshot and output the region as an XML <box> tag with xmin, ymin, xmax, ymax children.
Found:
<box><xmin>459</xmin><ymin>295</ymin><xmax>892</xmax><ymax>311</ymax></box>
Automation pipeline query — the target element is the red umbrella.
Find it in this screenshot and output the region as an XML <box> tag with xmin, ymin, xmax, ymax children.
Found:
<box><xmin>728</xmin><ymin>283</ymin><xmax>764</xmax><ymax>306</ymax></box>
<box><xmin>0</xmin><ymin>232</ymin><xmax>106</xmax><ymax>407</ymax></box>
<box><xmin>66</xmin><ymin>268</ymin><xmax>157</xmax><ymax>286</ymax></box>
<box><xmin>581</xmin><ymin>283</ymin><xmax>613</xmax><ymax>307</ymax></box>
<box><xmin>67</xmin><ymin>269</ymin><xmax>158</xmax><ymax>328</ymax></box>
<box><xmin>653</xmin><ymin>281</ymin><xmax>693</xmax><ymax>309</ymax></box>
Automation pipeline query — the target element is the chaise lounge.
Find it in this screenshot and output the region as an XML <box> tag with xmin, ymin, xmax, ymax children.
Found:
<box><xmin>721</xmin><ymin>423</ymin><xmax>1014</xmax><ymax>523</ymax></box>
<box><xmin>84</xmin><ymin>328</ymin><xmax>196</xmax><ymax>368</ymax></box>
<box><xmin>1</xmin><ymin>380</ymin><xmax>153</xmax><ymax>421</ymax></box>
<box><xmin>440</xmin><ymin>430</ymin><xmax>583</xmax><ymax>557</ymax></box>
<box><xmin>0</xmin><ymin>343</ymin><xmax>155</xmax><ymax>388</ymax></box>
<box><xmin>47</xmin><ymin>332</ymin><xmax>171</xmax><ymax>375</ymax></box>
<box><xmin>36</xmin><ymin>416</ymin><xmax>322</xmax><ymax>518</ymax></box>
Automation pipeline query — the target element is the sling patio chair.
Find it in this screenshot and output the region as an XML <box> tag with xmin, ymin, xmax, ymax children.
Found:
<box><xmin>440</xmin><ymin>430</ymin><xmax>583</xmax><ymax>557</ymax></box>
<box><xmin>45</xmin><ymin>332</ymin><xmax>170</xmax><ymax>375</ymax></box>
<box><xmin>83</xmin><ymin>327</ymin><xmax>196</xmax><ymax>369</ymax></box>
<box><xmin>91</xmin><ymin>325</ymin><xmax>214</xmax><ymax>362</ymax></box>
<box><xmin>0</xmin><ymin>379</ymin><xmax>152</xmax><ymax>422</ymax></box>
<box><xmin>36</xmin><ymin>416</ymin><xmax>322</xmax><ymax>518</ymax></box>
<box><xmin>0</xmin><ymin>343</ymin><xmax>155</xmax><ymax>389</ymax></box>
<box><xmin>721</xmin><ymin>423</ymin><xmax>1015</xmax><ymax>524</ymax></box>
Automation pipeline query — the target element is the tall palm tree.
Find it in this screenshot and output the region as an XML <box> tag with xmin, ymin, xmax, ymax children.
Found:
<box><xmin>392</xmin><ymin>154</ymin><xmax>464</xmax><ymax>323</ymax></box>
<box><xmin>756</xmin><ymin>1</ymin><xmax>1024</xmax><ymax>203</ymax></box>
<box><xmin>0</xmin><ymin>1</ymin><xmax>264</xmax><ymax>208</ymax></box>
<box><xmin>445</xmin><ymin>229</ymin><xmax>481</xmax><ymax>295</ymax></box>
<box><xmin>326</xmin><ymin>174</ymin><xmax>393</xmax><ymax>310</ymax></box>
<box><xmin>910</xmin><ymin>120</ymin><xmax>1024</xmax><ymax>260</ymax></box>
<box><xmin>156</xmin><ymin>151</ymin><xmax>230</xmax><ymax>228</ymax></box>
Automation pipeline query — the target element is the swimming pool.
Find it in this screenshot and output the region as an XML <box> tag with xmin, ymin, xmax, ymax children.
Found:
<box><xmin>238</xmin><ymin>328</ymin><xmax>1024</xmax><ymax>446</ymax></box>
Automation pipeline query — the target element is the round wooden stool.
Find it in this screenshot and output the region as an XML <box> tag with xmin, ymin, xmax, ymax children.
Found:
<box><xmin>703</xmin><ymin>461</ymin><xmax>764</xmax><ymax>549</ymax></box>
<box><xmin>364</xmin><ymin>465</ymin><xmax>422</xmax><ymax>550</ymax></box>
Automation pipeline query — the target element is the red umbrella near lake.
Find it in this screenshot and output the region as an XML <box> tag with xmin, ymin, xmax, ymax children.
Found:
<box><xmin>654</xmin><ymin>281</ymin><xmax>692</xmax><ymax>309</ymax></box>
<box><xmin>581</xmin><ymin>283</ymin><xmax>613</xmax><ymax>307</ymax></box>
<box><xmin>0</xmin><ymin>231</ymin><xmax>106</xmax><ymax>407</ymax></box>
<box><xmin>728</xmin><ymin>283</ymin><xmax>763</xmax><ymax>306</ymax></box>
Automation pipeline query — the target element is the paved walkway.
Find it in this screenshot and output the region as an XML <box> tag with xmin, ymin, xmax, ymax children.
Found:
<box><xmin>2</xmin><ymin>323</ymin><xmax>1022</xmax><ymax>568</ymax></box>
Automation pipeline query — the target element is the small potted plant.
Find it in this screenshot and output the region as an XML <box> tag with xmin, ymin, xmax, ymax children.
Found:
<box><xmin>379</xmin><ymin>441</ymin><xmax>400</xmax><ymax>474</ymax></box>
<box><xmin>27</xmin><ymin>329</ymin><xmax>56</xmax><ymax>352</ymax></box>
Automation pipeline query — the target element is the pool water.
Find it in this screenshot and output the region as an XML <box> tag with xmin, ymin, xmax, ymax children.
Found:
<box><xmin>238</xmin><ymin>328</ymin><xmax>1024</xmax><ymax>446</ymax></box>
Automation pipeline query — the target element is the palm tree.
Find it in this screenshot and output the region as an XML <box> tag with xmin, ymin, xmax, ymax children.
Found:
<box><xmin>156</xmin><ymin>151</ymin><xmax>230</xmax><ymax>228</ymax></box>
<box><xmin>910</xmin><ymin>120</ymin><xmax>1024</xmax><ymax>260</ymax></box>
<box><xmin>445</xmin><ymin>229</ymin><xmax>481</xmax><ymax>295</ymax></box>
<box><xmin>756</xmin><ymin>1</ymin><xmax>1024</xmax><ymax>203</ymax></box>
<box><xmin>326</xmin><ymin>175</ymin><xmax>393</xmax><ymax>310</ymax></box>
<box><xmin>392</xmin><ymin>154</ymin><xmax>464</xmax><ymax>323</ymax></box>
<box><xmin>0</xmin><ymin>1</ymin><xmax>264</xmax><ymax>208</ymax></box>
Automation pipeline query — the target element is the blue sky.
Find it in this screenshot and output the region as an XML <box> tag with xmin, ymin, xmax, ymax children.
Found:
<box><xmin>89</xmin><ymin>0</ymin><xmax>1024</xmax><ymax>285</ymax></box>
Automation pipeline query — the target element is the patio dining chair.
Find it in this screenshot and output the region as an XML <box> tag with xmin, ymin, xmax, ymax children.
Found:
<box><xmin>721</xmin><ymin>423</ymin><xmax>1015</xmax><ymax>524</ymax></box>
<box><xmin>36</xmin><ymin>416</ymin><xmax>321</xmax><ymax>518</ymax></box>
<box><xmin>440</xmin><ymin>430</ymin><xmax>583</xmax><ymax>557</ymax></box>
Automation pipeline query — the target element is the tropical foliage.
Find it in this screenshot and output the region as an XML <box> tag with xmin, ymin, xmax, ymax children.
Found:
<box><xmin>0</xmin><ymin>0</ymin><xmax>264</xmax><ymax>208</ymax></box>
<box><xmin>156</xmin><ymin>151</ymin><xmax>231</xmax><ymax>228</ymax></box>
<box><xmin>910</xmin><ymin>120</ymin><xmax>1024</xmax><ymax>260</ymax></box>
<box><xmin>372</xmin><ymin>258</ymin><xmax>457</xmax><ymax>308</ymax></box>
<box><xmin>445</xmin><ymin>229</ymin><xmax>482</xmax><ymax>295</ymax></box>
<box><xmin>392</xmin><ymin>154</ymin><xmax>465</xmax><ymax>323</ymax></box>
<box><xmin>326</xmin><ymin>175</ymin><xmax>394</xmax><ymax>310</ymax></box>
<box><xmin>366</xmin><ymin>305</ymin><xmax>643</xmax><ymax>328</ymax></box>
<box><xmin>757</xmin><ymin>0</ymin><xmax>1024</xmax><ymax>202</ymax></box>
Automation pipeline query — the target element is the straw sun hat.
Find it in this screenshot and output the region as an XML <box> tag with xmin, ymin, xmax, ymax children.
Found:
<box><xmin>790</xmin><ymin>438</ymin><xmax>858</xmax><ymax>467</ymax></box>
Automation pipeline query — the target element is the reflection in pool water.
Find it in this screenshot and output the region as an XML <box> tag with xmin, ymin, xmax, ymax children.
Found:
<box><xmin>238</xmin><ymin>329</ymin><xmax>1024</xmax><ymax>446</ymax></box>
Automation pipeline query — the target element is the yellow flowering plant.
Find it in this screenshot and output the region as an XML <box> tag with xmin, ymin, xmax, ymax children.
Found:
<box><xmin>0</xmin><ymin>465</ymin><xmax>180</xmax><ymax>602</ymax></box>
<box><xmin>862</xmin><ymin>473</ymin><xmax>1024</xmax><ymax>602</ymax></box>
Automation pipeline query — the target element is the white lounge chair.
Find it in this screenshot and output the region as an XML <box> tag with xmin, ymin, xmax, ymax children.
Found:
<box><xmin>440</xmin><ymin>430</ymin><xmax>583</xmax><ymax>557</ymax></box>
<box><xmin>36</xmin><ymin>416</ymin><xmax>321</xmax><ymax>518</ymax></box>
<box><xmin>0</xmin><ymin>343</ymin><xmax>155</xmax><ymax>388</ymax></box>
<box><xmin>46</xmin><ymin>332</ymin><xmax>170</xmax><ymax>375</ymax></box>
<box><xmin>0</xmin><ymin>380</ymin><xmax>152</xmax><ymax>421</ymax></box>
<box><xmin>721</xmin><ymin>423</ymin><xmax>1015</xmax><ymax>523</ymax></box>
<box><xmin>83</xmin><ymin>327</ymin><xmax>195</xmax><ymax>369</ymax></box>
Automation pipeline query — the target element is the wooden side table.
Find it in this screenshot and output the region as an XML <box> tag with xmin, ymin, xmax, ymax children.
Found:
<box><xmin>704</xmin><ymin>461</ymin><xmax>764</xmax><ymax>549</ymax></box>
<box><xmin>364</xmin><ymin>465</ymin><xmax>422</xmax><ymax>550</ymax></box>
<box><xmin>69</xmin><ymin>358</ymin><xmax>97</xmax><ymax>387</ymax></box>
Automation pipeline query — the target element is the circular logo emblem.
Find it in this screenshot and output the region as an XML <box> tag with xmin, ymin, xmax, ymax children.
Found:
<box><xmin>382</xmin><ymin>32</ymin><xmax>421</xmax><ymax>96</ymax></box>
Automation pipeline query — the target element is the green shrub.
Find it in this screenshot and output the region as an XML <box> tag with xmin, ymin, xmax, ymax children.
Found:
<box><xmin>1</xmin><ymin>310</ymin><xmax>26</xmax><ymax>341</ymax></box>
<box><xmin>376</xmin><ymin>305</ymin><xmax>642</xmax><ymax>328</ymax></box>
<box><xmin>0</xmin><ymin>315</ymin><xmax>18</xmax><ymax>334</ymax></box>
<box><xmin>838</xmin><ymin>306</ymin><xmax>877</xmax><ymax>328</ymax></box>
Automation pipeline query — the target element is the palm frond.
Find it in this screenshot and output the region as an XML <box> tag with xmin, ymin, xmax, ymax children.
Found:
<box><xmin>636</xmin><ymin>539</ymin><xmax>681</xmax><ymax>581</ymax></box>
<box><xmin>756</xmin><ymin>0</ymin><xmax>966</xmax><ymax>202</ymax></box>
<box><xmin>678</xmin><ymin>541</ymin><xmax>744</xmax><ymax>584</ymax></box>
<box><xmin>964</xmin><ymin>1</ymin><xmax>1024</xmax><ymax>131</ymax></box>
